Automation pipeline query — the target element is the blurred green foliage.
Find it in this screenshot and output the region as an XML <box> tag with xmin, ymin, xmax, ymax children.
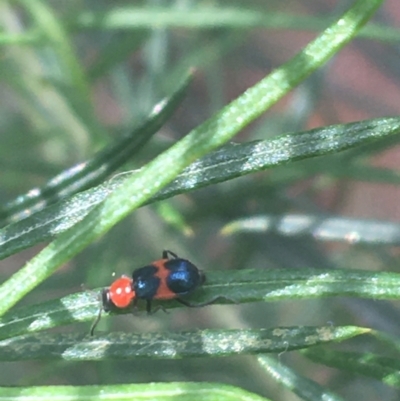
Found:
<box><xmin>2</xmin><ymin>1</ymin><xmax>400</xmax><ymax>400</ymax></box>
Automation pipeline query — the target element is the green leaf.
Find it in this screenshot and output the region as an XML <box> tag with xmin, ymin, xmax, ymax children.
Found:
<box><xmin>2</xmin><ymin>116</ymin><xmax>399</xmax><ymax>260</ymax></box>
<box><xmin>19</xmin><ymin>0</ymin><xmax>90</xmax><ymax>104</ymax></box>
<box><xmin>0</xmin><ymin>326</ymin><xmax>366</xmax><ymax>361</ymax></box>
<box><xmin>0</xmin><ymin>268</ymin><xmax>392</xmax><ymax>340</ymax></box>
<box><xmin>221</xmin><ymin>213</ymin><xmax>400</xmax><ymax>245</ymax></box>
<box><xmin>0</xmin><ymin>382</ymin><xmax>271</xmax><ymax>401</ymax></box>
<box><xmin>72</xmin><ymin>7</ymin><xmax>400</xmax><ymax>42</ymax></box>
<box><xmin>0</xmin><ymin>71</ymin><xmax>192</xmax><ymax>226</ymax></box>
<box><xmin>87</xmin><ymin>31</ymin><xmax>149</xmax><ymax>82</ymax></box>
<box><xmin>258</xmin><ymin>355</ymin><xmax>346</xmax><ymax>401</ymax></box>
<box><xmin>0</xmin><ymin>0</ymin><xmax>381</xmax><ymax>316</ymax></box>
<box><xmin>303</xmin><ymin>348</ymin><xmax>400</xmax><ymax>388</ymax></box>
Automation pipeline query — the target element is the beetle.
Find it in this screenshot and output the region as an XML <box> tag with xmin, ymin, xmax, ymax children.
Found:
<box><xmin>90</xmin><ymin>250</ymin><xmax>215</xmax><ymax>335</ymax></box>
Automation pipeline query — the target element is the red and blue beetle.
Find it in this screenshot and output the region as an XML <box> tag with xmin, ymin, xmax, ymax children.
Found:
<box><xmin>90</xmin><ymin>250</ymin><xmax>214</xmax><ymax>335</ymax></box>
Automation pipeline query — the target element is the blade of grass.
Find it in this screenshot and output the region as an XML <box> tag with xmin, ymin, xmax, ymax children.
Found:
<box><xmin>18</xmin><ymin>0</ymin><xmax>89</xmax><ymax>102</ymax></box>
<box><xmin>0</xmin><ymin>268</ymin><xmax>395</xmax><ymax>340</ymax></box>
<box><xmin>0</xmin><ymin>71</ymin><xmax>192</xmax><ymax>226</ymax></box>
<box><xmin>258</xmin><ymin>355</ymin><xmax>346</xmax><ymax>401</ymax></box>
<box><xmin>73</xmin><ymin>7</ymin><xmax>400</xmax><ymax>42</ymax></box>
<box><xmin>221</xmin><ymin>213</ymin><xmax>400</xmax><ymax>245</ymax></box>
<box><xmin>0</xmin><ymin>0</ymin><xmax>382</xmax><ymax>316</ymax></box>
<box><xmin>0</xmin><ymin>326</ymin><xmax>367</xmax><ymax>361</ymax></box>
<box><xmin>303</xmin><ymin>348</ymin><xmax>400</xmax><ymax>389</ymax></box>
<box><xmin>0</xmin><ymin>382</ymin><xmax>270</xmax><ymax>401</ymax></box>
<box><xmin>87</xmin><ymin>31</ymin><xmax>149</xmax><ymax>81</ymax></box>
<box><xmin>1</xmin><ymin>116</ymin><xmax>398</xmax><ymax>260</ymax></box>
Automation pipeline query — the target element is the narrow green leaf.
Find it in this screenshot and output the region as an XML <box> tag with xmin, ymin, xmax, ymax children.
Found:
<box><xmin>73</xmin><ymin>7</ymin><xmax>400</xmax><ymax>42</ymax></box>
<box><xmin>87</xmin><ymin>31</ymin><xmax>149</xmax><ymax>81</ymax></box>
<box><xmin>0</xmin><ymin>382</ymin><xmax>271</xmax><ymax>401</ymax></box>
<box><xmin>268</xmin><ymin>160</ymin><xmax>400</xmax><ymax>188</ymax></box>
<box><xmin>0</xmin><ymin>30</ymin><xmax>41</xmax><ymax>45</ymax></box>
<box><xmin>2</xmin><ymin>116</ymin><xmax>399</xmax><ymax>260</ymax></box>
<box><xmin>155</xmin><ymin>202</ymin><xmax>194</xmax><ymax>236</ymax></box>
<box><xmin>221</xmin><ymin>213</ymin><xmax>400</xmax><ymax>245</ymax></box>
<box><xmin>0</xmin><ymin>268</ymin><xmax>390</xmax><ymax>340</ymax></box>
<box><xmin>18</xmin><ymin>0</ymin><xmax>90</xmax><ymax>102</ymax></box>
<box><xmin>0</xmin><ymin>71</ymin><xmax>192</xmax><ymax>226</ymax></box>
<box><xmin>303</xmin><ymin>348</ymin><xmax>400</xmax><ymax>388</ymax></box>
<box><xmin>0</xmin><ymin>326</ymin><xmax>366</xmax><ymax>361</ymax></box>
<box><xmin>369</xmin><ymin>330</ymin><xmax>400</xmax><ymax>358</ymax></box>
<box><xmin>0</xmin><ymin>0</ymin><xmax>382</xmax><ymax>317</ymax></box>
<box><xmin>258</xmin><ymin>355</ymin><xmax>346</xmax><ymax>401</ymax></box>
